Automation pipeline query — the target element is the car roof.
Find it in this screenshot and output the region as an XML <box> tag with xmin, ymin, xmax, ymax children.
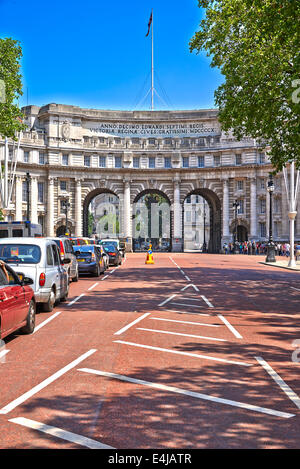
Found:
<box><xmin>0</xmin><ymin>237</ymin><xmax>56</xmax><ymax>246</ymax></box>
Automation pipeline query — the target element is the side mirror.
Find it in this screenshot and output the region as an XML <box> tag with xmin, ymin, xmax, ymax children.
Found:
<box><xmin>22</xmin><ymin>276</ymin><xmax>34</xmax><ymax>286</ymax></box>
<box><xmin>62</xmin><ymin>258</ymin><xmax>71</xmax><ymax>264</ymax></box>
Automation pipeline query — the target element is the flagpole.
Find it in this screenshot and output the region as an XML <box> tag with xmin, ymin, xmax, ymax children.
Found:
<box><xmin>151</xmin><ymin>8</ymin><xmax>154</xmax><ymax>111</ymax></box>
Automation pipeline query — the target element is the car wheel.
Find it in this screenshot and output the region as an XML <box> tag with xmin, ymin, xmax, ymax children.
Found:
<box><xmin>60</xmin><ymin>282</ymin><xmax>69</xmax><ymax>302</ymax></box>
<box><xmin>72</xmin><ymin>270</ymin><xmax>79</xmax><ymax>282</ymax></box>
<box><xmin>94</xmin><ymin>265</ymin><xmax>100</xmax><ymax>277</ymax></box>
<box><xmin>21</xmin><ymin>300</ymin><xmax>36</xmax><ymax>334</ymax></box>
<box><xmin>41</xmin><ymin>288</ymin><xmax>56</xmax><ymax>312</ymax></box>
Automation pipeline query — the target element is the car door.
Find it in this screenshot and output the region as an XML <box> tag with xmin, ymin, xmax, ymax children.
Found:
<box><xmin>54</xmin><ymin>244</ymin><xmax>68</xmax><ymax>298</ymax></box>
<box><xmin>6</xmin><ymin>265</ymin><xmax>28</xmax><ymax>327</ymax></box>
<box><xmin>50</xmin><ymin>243</ymin><xmax>61</xmax><ymax>300</ymax></box>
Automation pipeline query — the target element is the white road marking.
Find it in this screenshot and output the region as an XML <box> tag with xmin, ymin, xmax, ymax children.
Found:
<box><xmin>78</xmin><ymin>369</ymin><xmax>294</xmax><ymax>419</ymax></box>
<box><xmin>181</xmin><ymin>284</ymin><xmax>199</xmax><ymax>292</ymax></box>
<box><xmin>255</xmin><ymin>356</ymin><xmax>300</xmax><ymax>410</ymax></box>
<box><xmin>110</xmin><ymin>268</ymin><xmax>116</xmax><ymax>274</ymax></box>
<box><xmin>0</xmin><ymin>349</ymin><xmax>97</xmax><ymax>415</ymax></box>
<box><xmin>171</xmin><ymin>302</ymin><xmax>203</xmax><ymax>308</ymax></box>
<box><xmin>101</xmin><ymin>275</ymin><xmax>109</xmax><ymax>281</ymax></box>
<box><xmin>291</xmin><ymin>287</ymin><xmax>300</xmax><ymax>292</ymax></box>
<box><xmin>137</xmin><ymin>327</ymin><xmax>227</xmax><ymax>342</ymax></box>
<box><xmin>185</xmin><ymin>275</ymin><xmax>191</xmax><ymax>281</ymax></box>
<box><xmin>33</xmin><ymin>311</ymin><xmax>62</xmax><ymax>334</ymax></box>
<box><xmin>150</xmin><ymin>317</ymin><xmax>221</xmax><ymax>328</ymax></box>
<box><xmin>181</xmin><ymin>297</ymin><xmax>203</xmax><ymax>301</ymax></box>
<box><xmin>114</xmin><ymin>340</ymin><xmax>252</xmax><ymax>367</ymax></box>
<box><xmin>9</xmin><ymin>417</ymin><xmax>114</xmax><ymax>449</ymax></box>
<box><xmin>88</xmin><ymin>282</ymin><xmax>99</xmax><ymax>291</ymax></box>
<box><xmin>0</xmin><ymin>349</ymin><xmax>9</xmax><ymax>359</ymax></box>
<box><xmin>166</xmin><ymin>309</ymin><xmax>210</xmax><ymax>317</ymax></box>
<box><xmin>67</xmin><ymin>294</ymin><xmax>85</xmax><ymax>307</ymax></box>
<box><xmin>114</xmin><ymin>313</ymin><xmax>150</xmax><ymax>336</ymax></box>
<box><xmin>158</xmin><ymin>294</ymin><xmax>177</xmax><ymax>307</ymax></box>
<box><xmin>201</xmin><ymin>295</ymin><xmax>214</xmax><ymax>308</ymax></box>
<box><xmin>218</xmin><ymin>314</ymin><xmax>243</xmax><ymax>339</ymax></box>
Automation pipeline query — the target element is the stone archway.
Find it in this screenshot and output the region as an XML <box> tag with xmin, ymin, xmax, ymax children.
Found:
<box><xmin>132</xmin><ymin>189</ymin><xmax>172</xmax><ymax>252</ymax></box>
<box><xmin>83</xmin><ymin>188</ymin><xmax>120</xmax><ymax>237</ymax></box>
<box><xmin>182</xmin><ymin>188</ymin><xmax>221</xmax><ymax>253</ymax></box>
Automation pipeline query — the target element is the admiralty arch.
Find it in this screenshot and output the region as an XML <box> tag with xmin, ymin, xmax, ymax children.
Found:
<box><xmin>1</xmin><ymin>103</ymin><xmax>299</xmax><ymax>252</ymax></box>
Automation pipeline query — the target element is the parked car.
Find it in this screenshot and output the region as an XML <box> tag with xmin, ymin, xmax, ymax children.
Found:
<box><xmin>0</xmin><ymin>238</ymin><xmax>70</xmax><ymax>312</ymax></box>
<box><xmin>99</xmin><ymin>239</ymin><xmax>125</xmax><ymax>257</ymax></box>
<box><xmin>47</xmin><ymin>237</ymin><xmax>79</xmax><ymax>282</ymax></box>
<box><xmin>102</xmin><ymin>244</ymin><xmax>122</xmax><ymax>266</ymax></box>
<box><xmin>0</xmin><ymin>260</ymin><xmax>36</xmax><ymax>339</ymax></box>
<box><xmin>73</xmin><ymin>245</ymin><xmax>106</xmax><ymax>276</ymax></box>
<box><xmin>98</xmin><ymin>244</ymin><xmax>109</xmax><ymax>270</ymax></box>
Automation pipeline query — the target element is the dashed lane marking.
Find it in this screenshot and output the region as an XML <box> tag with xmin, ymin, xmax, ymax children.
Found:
<box><xmin>218</xmin><ymin>314</ymin><xmax>243</xmax><ymax>339</ymax></box>
<box><xmin>114</xmin><ymin>313</ymin><xmax>151</xmax><ymax>336</ymax></box>
<box><xmin>78</xmin><ymin>369</ymin><xmax>294</xmax><ymax>419</ymax></box>
<box><xmin>114</xmin><ymin>340</ymin><xmax>252</xmax><ymax>367</ymax></box>
<box><xmin>0</xmin><ymin>349</ymin><xmax>97</xmax><ymax>415</ymax></box>
<box><xmin>88</xmin><ymin>282</ymin><xmax>99</xmax><ymax>291</ymax></box>
<box><xmin>9</xmin><ymin>417</ymin><xmax>114</xmax><ymax>449</ymax></box>
<box><xmin>33</xmin><ymin>311</ymin><xmax>62</xmax><ymax>334</ymax></box>
<box><xmin>67</xmin><ymin>294</ymin><xmax>85</xmax><ymax>307</ymax></box>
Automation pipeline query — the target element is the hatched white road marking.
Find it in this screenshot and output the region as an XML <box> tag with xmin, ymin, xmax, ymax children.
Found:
<box><xmin>114</xmin><ymin>313</ymin><xmax>150</xmax><ymax>336</ymax></box>
<box><xmin>158</xmin><ymin>294</ymin><xmax>177</xmax><ymax>307</ymax></box>
<box><xmin>181</xmin><ymin>284</ymin><xmax>199</xmax><ymax>292</ymax></box>
<box><xmin>150</xmin><ymin>317</ymin><xmax>221</xmax><ymax>328</ymax></box>
<box><xmin>78</xmin><ymin>369</ymin><xmax>294</xmax><ymax>419</ymax></box>
<box><xmin>9</xmin><ymin>417</ymin><xmax>114</xmax><ymax>449</ymax></box>
<box><xmin>137</xmin><ymin>327</ymin><xmax>227</xmax><ymax>342</ymax></box>
<box><xmin>218</xmin><ymin>314</ymin><xmax>243</xmax><ymax>339</ymax></box>
<box><xmin>201</xmin><ymin>296</ymin><xmax>214</xmax><ymax>308</ymax></box>
<box><xmin>166</xmin><ymin>309</ymin><xmax>210</xmax><ymax>317</ymax></box>
<box><xmin>256</xmin><ymin>356</ymin><xmax>300</xmax><ymax>410</ymax></box>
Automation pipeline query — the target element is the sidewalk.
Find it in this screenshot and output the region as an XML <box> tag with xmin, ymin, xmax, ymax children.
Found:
<box><xmin>260</xmin><ymin>258</ymin><xmax>300</xmax><ymax>272</ymax></box>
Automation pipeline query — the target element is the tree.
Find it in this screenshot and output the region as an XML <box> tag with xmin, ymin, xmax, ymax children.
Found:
<box><xmin>0</xmin><ymin>38</ymin><xmax>25</xmax><ymax>138</ymax></box>
<box><xmin>190</xmin><ymin>0</ymin><xmax>300</xmax><ymax>171</ymax></box>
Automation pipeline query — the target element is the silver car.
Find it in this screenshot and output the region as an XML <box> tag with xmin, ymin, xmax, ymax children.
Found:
<box><xmin>0</xmin><ymin>238</ymin><xmax>70</xmax><ymax>312</ymax></box>
<box><xmin>47</xmin><ymin>237</ymin><xmax>79</xmax><ymax>282</ymax></box>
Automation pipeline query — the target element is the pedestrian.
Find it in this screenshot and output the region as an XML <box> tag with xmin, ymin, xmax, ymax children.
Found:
<box><xmin>296</xmin><ymin>243</ymin><xmax>300</xmax><ymax>261</ymax></box>
<box><xmin>286</xmin><ymin>243</ymin><xmax>290</xmax><ymax>257</ymax></box>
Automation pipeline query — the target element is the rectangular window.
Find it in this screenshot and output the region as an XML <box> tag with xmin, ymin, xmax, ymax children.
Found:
<box><xmin>237</xmin><ymin>180</ymin><xmax>244</xmax><ymax>191</ymax></box>
<box><xmin>148</xmin><ymin>138</ymin><xmax>156</xmax><ymax>145</ymax></box>
<box><xmin>235</xmin><ymin>154</ymin><xmax>242</xmax><ymax>165</ymax></box>
<box><xmin>84</xmin><ymin>155</ymin><xmax>90</xmax><ymax>167</ymax></box>
<box><xmin>214</xmin><ymin>155</ymin><xmax>220</xmax><ymax>166</ymax></box>
<box><xmin>260</xmin><ymin>222</ymin><xmax>266</xmax><ymax>238</ymax></box>
<box><xmin>260</xmin><ymin>178</ymin><xmax>265</xmax><ymax>189</ymax></box>
<box><xmin>198</xmin><ymin>156</ymin><xmax>205</xmax><ymax>168</ymax></box>
<box><xmin>133</xmin><ymin>157</ymin><xmax>140</xmax><ymax>168</ymax></box>
<box><xmin>99</xmin><ymin>156</ymin><xmax>106</xmax><ymax>168</ymax></box>
<box><xmin>60</xmin><ymin>180</ymin><xmax>67</xmax><ymax>191</ymax></box>
<box><xmin>260</xmin><ymin>199</ymin><xmax>266</xmax><ymax>214</ymax></box>
<box><xmin>22</xmin><ymin>181</ymin><xmax>28</xmax><ymax>202</ymax></box>
<box><xmin>164</xmin><ymin>157</ymin><xmax>171</xmax><ymax>169</ymax></box>
<box><xmin>38</xmin><ymin>182</ymin><xmax>44</xmax><ymax>203</ymax></box>
<box><xmin>23</xmin><ymin>151</ymin><xmax>29</xmax><ymax>163</ymax></box>
<box><xmin>149</xmin><ymin>157</ymin><xmax>155</xmax><ymax>169</ymax></box>
<box><xmin>39</xmin><ymin>152</ymin><xmax>45</xmax><ymax>165</ymax></box>
<box><xmin>115</xmin><ymin>156</ymin><xmax>122</xmax><ymax>168</ymax></box>
<box><xmin>259</xmin><ymin>153</ymin><xmax>265</xmax><ymax>164</ymax></box>
<box><xmin>237</xmin><ymin>199</ymin><xmax>244</xmax><ymax>214</ymax></box>
<box><xmin>131</xmin><ymin>138</ymin><xmax>140</xmax><ymax>145</ymax></box>
<box><xmin>62</xmin><ymin>154</ymin><xmax>69</xmax><ymax>166</ymax></box>
<box><xmin>182</xmin><ymin>156</ymin><xmax>189</xmax><ymax>168</ymax></box>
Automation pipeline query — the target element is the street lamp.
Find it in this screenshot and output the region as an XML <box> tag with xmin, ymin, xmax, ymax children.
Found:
<box><xmin>26</xmin><ymin>172</ymin><xmax>31</xmax><ymax>236</ymax></box>
<box><xmin>61</xmin><ymin>198</ymin><xmax>71</xmax><ymax>236</ymax></box>
<box><xmin>265</xmin><ymin>173</ymin><xmax>276</xmax><ymax>263</ymax></box>
<box><xmin>202</xmin><ymin>200</ymin><xmax>207</xmax><ymax>253</ymax></box>
<box><xmin>233</xmin><ymin>199</ymin><xmax>240</xmax><ymax>254</ymax></box>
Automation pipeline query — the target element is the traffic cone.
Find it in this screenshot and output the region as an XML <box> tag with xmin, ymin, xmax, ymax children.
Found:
<box><xmin>145</xmin><ymin>245</ymin><xmax>154</xmax><ymax>264</ymax></box>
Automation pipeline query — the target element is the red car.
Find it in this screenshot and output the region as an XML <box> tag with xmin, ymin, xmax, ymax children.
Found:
<box><xmin>0</xmin><ymin>261</ymin><xmax>36</xmax><ymax>340</ymax></box>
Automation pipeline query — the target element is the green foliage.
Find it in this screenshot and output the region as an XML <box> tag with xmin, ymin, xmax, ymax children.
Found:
<box><xmin>0</xmin><ymin>209</ymin><xmax>3</xmax><ymax>221</ymax></box>
<box><xmin>0</xmin><ymin>38</ymin><xmax>25</xmax><ymax>138</ymax></box>
<box><xmin>190</xmin><ymin>0</ymin><xmax>300</xmax><ymax>171</ymax></box>
<box><xmin>88</xmin><ymin>212</ymin><xmax>94</xmax><ymax>236</ymax></box>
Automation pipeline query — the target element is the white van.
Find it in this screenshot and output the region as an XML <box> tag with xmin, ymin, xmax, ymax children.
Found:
<box><xmin>0</xmin><ymin>238</ymin><xmax>70</xmax><ymax>312</ymax></box>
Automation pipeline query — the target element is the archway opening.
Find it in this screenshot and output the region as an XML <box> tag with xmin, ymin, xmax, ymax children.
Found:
<box><xmin>183</xmin><ymin>189</ymin><xmax>221</xmax><ymax>253</ymax></box>
<box><xmin>132</xmin><ymin>190</ymin><xmax>171</xmax><ymax>252</ymax></box>
<box><xmin>237</xmin><ymin>225</ymin><xmax>248</xmax><ymax>242</ymax></box>
<box><xmin>83</xmin><ymin>189</ymin><xmax>121</xmax><ymax>239</ymax></box>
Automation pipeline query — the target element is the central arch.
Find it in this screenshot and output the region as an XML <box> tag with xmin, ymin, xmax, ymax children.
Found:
<box><xmin>182</xmin><ymin>188</ymin><xmax>221</xmax><ymax>253</ymax></box>
<box><xmin>83</xmin><ymin>188</ymin><xmax>121</xmax><ymax>238</ymax></box>
<box><xmin>132</xmin><ymin>189</ymin><xmax>172</xmax><ymax>252</ymax></box>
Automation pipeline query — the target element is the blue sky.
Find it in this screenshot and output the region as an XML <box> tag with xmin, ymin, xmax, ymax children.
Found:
<box><xmin>0</xmin><ymin>0</ymin><xmax>223</xmax><ymax>111</ymax></box>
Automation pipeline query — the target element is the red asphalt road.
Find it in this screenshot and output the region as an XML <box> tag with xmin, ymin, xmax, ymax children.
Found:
<box><xmin>0</xmin><ymin>253</ymin><xmax>299</xmax><ymax>449</ymax></box>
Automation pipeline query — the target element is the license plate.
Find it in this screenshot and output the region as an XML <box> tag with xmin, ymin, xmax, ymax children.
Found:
<box><xmin>77</xmin><ymin>259</ymin><xmax>85</xmax><ymax>262</ymax></box>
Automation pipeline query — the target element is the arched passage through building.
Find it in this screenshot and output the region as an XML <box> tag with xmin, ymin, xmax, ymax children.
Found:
<box><xmin>183</xmin><ymin>189</ymin><xmax>221</xmax><ymax>253</ymax></box>
<box><xmin>132</xmin><ymin>189</ymin><xmax>172</xmax><ymax>252</ymax></box>
<box><xmin>83</xmin><ymin>189</ymin><xmax>121</xmax><ymax>238</ymax></box>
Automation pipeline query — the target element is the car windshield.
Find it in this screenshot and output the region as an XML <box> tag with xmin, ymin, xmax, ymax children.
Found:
<box><xmin>74</xmin><ymin>245</ymin><xmax>94</xmax><ymax>256</ymax></box>
<box><xmin>103</xmin><ymin>245</ymin><xmax>116</xmax><ymax>252</ymax></box>
<box><xmin>0</xmin><ymin>244</ymin><xmax>41</xmax><ymax>264</ymax></box>
<box><xmin>101</xmin><ymin>241</ymin><xmax>118</xmax><ymax>247</ymax></box>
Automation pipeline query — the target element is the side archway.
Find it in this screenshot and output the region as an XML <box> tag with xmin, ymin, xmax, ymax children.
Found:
<box><xmin>83</xmin><ymin>188</ymin><xmax>120</xmax><ymax>237</ymax></box>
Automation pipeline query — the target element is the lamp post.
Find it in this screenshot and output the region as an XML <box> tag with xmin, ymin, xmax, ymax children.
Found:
<box><xmin>61</xmin><ymin>198</ymin><xmax>71</xmax><ymax>236</ymax></box>
<box><xmin>265</xmin><ymin>173</ymin><xmax>276</xmax><ymax>263</ymax></box>
<box><xmin>202</xmin><ymin>200</ymin><xmax>207</xmax><ymax>253</ymax></box>
<box><xmin>233</xmin><ymin>199</ymin><xmax>240</xmax><ymax>254</ymax></box>
<box><xmin>25</xmin><ymin>172</ymin><xmax>31</xmax><ymax>236</ymax></box>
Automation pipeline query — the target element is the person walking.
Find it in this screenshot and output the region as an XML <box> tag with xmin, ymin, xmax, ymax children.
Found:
<box><xmin>295</xmin><ymin>243</ymin><xmax>300</xmax><ymax>261</ymax></box>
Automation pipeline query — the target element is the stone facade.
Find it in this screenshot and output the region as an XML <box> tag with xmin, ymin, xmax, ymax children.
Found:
<box><xmin>0</xmin><ymin>103</ymin><xmax>299</xmax><ymax>251</ymax></box>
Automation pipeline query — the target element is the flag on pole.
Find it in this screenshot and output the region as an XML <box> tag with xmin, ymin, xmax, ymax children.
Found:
<box><xmin>146</xmin><ymin>11</ymin><xmax>153</xmax><ymax>37</ymax></box>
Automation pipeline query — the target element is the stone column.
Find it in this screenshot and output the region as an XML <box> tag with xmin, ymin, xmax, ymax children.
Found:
<box><xmin>47</xmin><ymin>177</ymin><xmax>55</xmax><ymax>237</ymax></box>
<box><xmin>250</xmin><ymin>177</ymin><xmax>257</xmax><ymax>239</ymax></box>
<box><xmin>281</xmin><ymin>176</ymin><xmax>289</xmax><ymax>240</ymax></box>
<box><xmin>30</xmin><ymin>176</ymin><xmax>38</xmax><ymax>224</ymax></box>
<box><xmin>75</xmin><ymin>178</ymin><xmax>83</xmax><ymax>237</ymax></box>
<box><xmin>172</xmin><ymin>177</ymin><xmax>182</xmax><ymax>251</ymax></box>
<box><xmin>15</xmin><ymin>176</ymin><xmax>23</xmax><ymax>221</ymax></box>
<box><xmin>123</xmin><ymin>178</ymin><xmax>132</xmax><ymax>251</ymax></box>
<box><xmin>222</xmin><ymin>178</ymin><xmax>230</xmax><ymax>242</ymax></box>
